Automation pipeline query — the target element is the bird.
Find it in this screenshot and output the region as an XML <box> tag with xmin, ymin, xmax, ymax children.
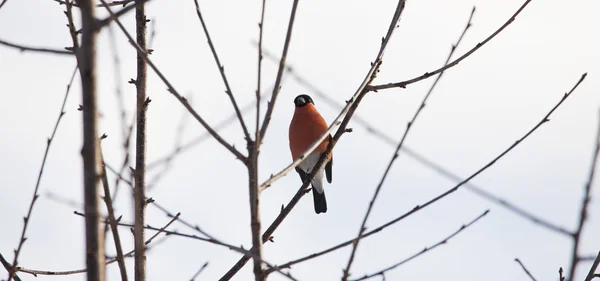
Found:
<box><xmin>289</xmin><ymin>94</ymin><xmax>333</xmax><ymax>214</ymax></box>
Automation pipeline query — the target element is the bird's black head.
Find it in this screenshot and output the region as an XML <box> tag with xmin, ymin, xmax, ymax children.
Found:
<box><xmin>294</xmin><ymin>94</ymin><xmax>314</xmax><ymax>108</ymax></box>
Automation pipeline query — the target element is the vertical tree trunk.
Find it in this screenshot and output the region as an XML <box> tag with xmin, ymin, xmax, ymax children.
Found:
<box><xmin>134</xmin><ymin>1</ymin><xmax>148</xmax><ymax>281</ymax></box>
<box><xmin>76</xmin><ymin>0</ymin><xmax>105</xmax><ymax>280</ymax></box>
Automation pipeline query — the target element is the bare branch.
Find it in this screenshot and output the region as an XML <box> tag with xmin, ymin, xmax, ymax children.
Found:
<box><xmin>95</xmin><ymin>0</ymin><xmax>155</xmax><ymax>30</ymax></box>
<box><xmin>367</xmin><ymin>0</ymin><xmax>533</xmax><ymax>92</ymax></box>
<box><xmin>54</xmin><ymin>0</ymin><xmax>134</xmax><ymax>7</ymax></box>
<box><xmin>15</xmin><ymin>213</ymin><xmax>180</xmax><ymax>277</ymax></box>
<box><xmin>247</xmin><ymin>2</ymin><xmax>268</xmax><ymax>278</ymax></box>
<box><xmin>99</xmin><ymin>139</ymin><xmax>129</xmax><ymax>281</ymax></box>
<box><xmin>515</xmin><ymin>258</ymin><xmax>538</xmax><ymax>281</ymax></box>
<box><xmin>147</xmin><ymin>88</ymin><xmax>275</xmax><ymax>174</ymax></box>
<box><xmin>342</xmin><ymin>7</ymin><xmax>475</xmax><ymax>280</ymax></box>
<box><xmin>586</xmin><ymin>251</ymin><xmax>600</xmax><ymax>281</ymax></box>
<box><xmin>263</xmin><ymin>74</ymin><xmax>586</xmax><ymax>274</ymax></box>
<box><xmin>247</xmin><ymin>141</ymin><xmax>264</xmax><ymax>281</ymax></box>
<box><xmin>5</xmin><ymin>66</ymin><xmax>77</xmax><ymax>281</ymax></box>
<box><xmin>190</xmin><ymin>262</ymin><xmax>209</xmax><ymax>281</ymax></box>
<box><xmin>255</xmin><ymin>0</ymin><xmax>266</xmax><ymax>146</ymax></box>
<box><xmin>192</xmin><ymin>0</ymin><xmax>250</xmax><ymax>140</ymax></box>
<box><xmin>146</xmin><ymin>97</ymin><xmax>191</xmax><ymax>190</ymax></box>
<box><xmin>0</xmin><ymin>38</ymin><xmax>74</xmax><ymax>55</ymax></box>
<box><xmin>576</xmin><ymin>111</ymin><xmax>600</xmax><ymax>281</ymax></box>
<box><xmin>219</xmin><ymin>1</ymin><xmax>407</xmax><ymax>279</ymax></box>
<box><xmin>349</xmin><ymin>211</ymin><xmax>489</xmax><ymax>281</ymax></box>
<box><xmin>131</xmin><ymin>1</ymin><xmax>149</xmax><ymax>280</ymax></box>
<box><xmin>98</xmin><ymin>0</ymin><xmax>248</xmax><ymax>163</ymax></box>
<box><xmin>258</xmin><ymin>0</ymin><xmax>298</xmax><ymax>143</ymax></box>
<box><xmin>65</xmin><ymin>1</ymin><xmax>80</xmax><ymax>53</ymax></box>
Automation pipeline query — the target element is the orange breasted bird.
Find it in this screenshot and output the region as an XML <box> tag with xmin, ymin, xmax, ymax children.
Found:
<box><xmin>289</xmin><ymin>94</ymin><xmax>333</xmax><ymax>214</ymax></box>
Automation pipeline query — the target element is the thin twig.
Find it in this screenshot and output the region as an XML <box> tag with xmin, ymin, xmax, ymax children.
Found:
<box><xmin>248</xmin><ymin>0</ymin><xmax>267</xmax><ymax>279</ymax></box>
<box><xmin>255</xmin><ymin>0</ymin><xmax>266</xmax><ymax>146</ymax></box>
<box><xmin>577</xmin><ymin>110</ymin><xmax>600</xmax><ymax>281</ymax></box>
<box><xmin>258</xmin><ymin>0</ymin><xmax>298</xmax><ymax>143</ymax></box>
<box><xmin>147</xmin><ymin>96</ymin><xmax>191</xmax><ymax>190</ymax></box>
<box><xmin>6</xmin><ymin>66</ymin><xmax>77</xmax><ymax>281</ymax></box>
<box><xmin>15</xmin><ymin>213</ymin><xmax>180</xmax><ymax>277</ymax></box>
<box><xmin>147</xmin><ymin>88</ymin><xmax>275</xmax><ymax>171</ymax></box>
<box><xmin>192</xmin><ymin>0</ymin><xmax>250</xmax><ymax>141</ymax></box>
<box><xmin>0</xmin><ymin>38</ymin><xmax>74</xmax><ymax>55</ymax></box>
<box><xmin>54</xmin><ymin>0</ymin><xmax>134</xmax><ymax>7</ymax></box>
<box><xmin>95</xmin><ymin>0</ymin><xmax>155</xmax><ymax>30</ymax></box>
<box><xmin>586</xmin><ymin>251</ymin><xmax>600</xmax><ymax>281</ymax></box>
<box><xmin>349</xmin><ymin>211</ymin><xmax>489</xmax><ymax>281</ymax></box>
<box><xmin>342</xmin><ymin>8</ymin><xmax>475</xmax><ymax>280</ymax></box>
<box><xmin>0</xmin><ymin>0</ymin><xmax>8</xmax><ymax>9</ymax></box>
<box><xmin>65</xmin><ymin>0</ymin><xmax>80</xmax><ymax>53</ymax></box>
<box><xmin>262</xmin><ymin>74</ymin><xmax>587</xmax><ymax>274</ymax></box>
<box><xmin>219</xmin><ymin>1</ymin><xmax>407</xmax><ymax>280</ymax></box>
<box><xmin>89</xmin><ymin>212</ymin><xmax>298</xmax><ymax>281</ymax></box>
<box><xmin>258</xmin><ymin>44</ymin><xmax>573</xmax><ymax>238</ymax></box>
<box><xmin>108</xmin><ymin>169</ymin><xmax>256</xmax><ymax>257</ymax></box>
<box><xmin>99</xmin><ymin>138</ymin><xmax>129</xmax><ymax>281</ymax></box>
<box><xmin>148</xmin><ymin>17</ymin><xmax>157</xmax><ymax>49</ymax></box>
<box><xmin>106</xmin><ymin>22</ymin><xmax>134</xmax><ymax>205</ymax></box>
<box><xmin>515</xmin><ymin>258</ymin><xmax>538</xmax><ymax>281</ymax></box>
<box><xmin>98</xmin><ymin>0</ymin><xmax>247</xmax><ymax>163</ymax></box>
<box><xmin>107</xmin><ymin>23</ymin><xmax>128</xmax><ymax>153</ymax></box>
<box><xmin>111</xmin><ymin>115</ymin><xmax>136</xmax><ymax>203</ymax></box>
<box><xmin>45</xmin><ymin>191</ymin><xmax>83</xmax><ymax>209</ymax></box>
<box><xmin>190</xmin><ymin>262</ymin><xmax>209</xmax><ymax>281</ymax></box>
<box><xmin>367</xmin><ymin>0</ymin><xmax>533</xmax><ymax>92</ymax></box>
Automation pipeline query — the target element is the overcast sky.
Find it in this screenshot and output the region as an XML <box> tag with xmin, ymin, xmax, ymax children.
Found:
<box><xmin>1</xmin><ymin>0</ymin><xmax>600</xmax><ymax>281</ymax></box>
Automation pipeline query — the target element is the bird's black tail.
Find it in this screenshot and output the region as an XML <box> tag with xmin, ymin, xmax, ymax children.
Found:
<box><xmin>312</xmin><ymin>187</ymin><xmax>327</xmax><ymax>214</ymax></box>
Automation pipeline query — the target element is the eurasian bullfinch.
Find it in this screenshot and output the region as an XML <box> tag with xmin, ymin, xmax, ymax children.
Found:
<box><xmin>289</xmin><ymin>94</ymin><xmax>332</xmax><ymax>214</ymax></box>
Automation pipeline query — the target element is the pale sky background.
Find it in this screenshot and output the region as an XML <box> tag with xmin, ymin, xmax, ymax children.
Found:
<box><xmin>1</xmin><ymin>0</ymin><xmax>600</xmax><ymax>281</ymax></box>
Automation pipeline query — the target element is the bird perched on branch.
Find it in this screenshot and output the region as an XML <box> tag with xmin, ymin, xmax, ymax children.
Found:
<box><xmin>289</xmin><ymin>94</ymin><xmax>333</xmax><ymax>214</ymax></box>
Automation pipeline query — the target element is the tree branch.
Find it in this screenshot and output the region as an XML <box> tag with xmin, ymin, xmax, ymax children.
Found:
<box><xmin>515</xmin><ymin>258</ymin><xmax>538</xmax><ymax>281</ymax></box>
<box><xmin>255</xmin><ymin>0</ymin><xmax>266</xmax><ymax>147</ymax></box>
<box><xmin>5</xmin><ymin>65</ymin><xmax>77</xmax><ymax>281</ymax></box>
<box><xmin>192</xmin><ymin>0</ymin><xmax>250</xmax><ymax>140</ymax></box>
<box><xmin>98</xmin><ymin>0</ymin><xmax>248</xmax><ymax>163</ymax></box>
<box><xmin>99</xmin><ymin>138</ymin><xmax>129</xmax><ymax>281</ymax></box>
<box><xmin>349</xmin><ymin>210</ymin><xmax>489</xmax><ymax>281</ymax></box>
<box><xmin>0</xmin><ymin>38</ymin><xmax>73</xmax><ymax>55</ymax></box>
<box><xmin>132</xmin><ymin>0</ymin><xmax>149</xmax><ymax>280</ymax></box>
<box><xmin>258</xmin><ymin>0</ymin><xmax>298</xmax><ymax>143</ymax></box>
<box><xmin>15</xmin><ymin>213</ymin><xmax>180</xmax><ymax>277</ymax></box>
<box><xmin>576</xmin><ymin>110</ymin><xmax>600</xmax><ymax>281</ymax></box>
<box><xmin>75</xmin><ymin>0</ymin><xmax>105</xmax><ymax>280</ymax></box>
<box><xmin>95</xmin><ymin>0</ymin><xmax>156</xmax><ymax>30</ymax></box>
<box><xmin>342</xmin><ymin>7</ymin><xmax>475</xmax><ymax>280</ymax></box>
<box><xmin>367</xmin><ymin>0</ymin><xmax>533</xmax><ymax>92</ymax></box>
